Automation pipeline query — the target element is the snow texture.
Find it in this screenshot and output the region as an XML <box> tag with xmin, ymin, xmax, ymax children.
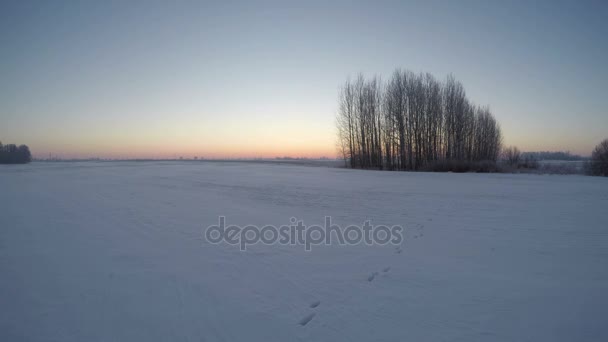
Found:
<box><xmin>1</xmin><ymin>161</ymin><xmax>608</xmax><ymax>341</ymax></box>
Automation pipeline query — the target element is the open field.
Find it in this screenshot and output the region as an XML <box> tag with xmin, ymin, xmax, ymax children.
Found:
<box><xmin>1</xmin><ymin>161</ymin><xmax>607</xmax><ymax>341</ymax></box>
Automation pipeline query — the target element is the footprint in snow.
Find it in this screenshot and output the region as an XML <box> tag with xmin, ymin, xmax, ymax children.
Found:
<box><xmin>368</xmin><ymin>271</ymin><xmax>379</xmax><ymax>282</ymax></box>
<box><xmin>299</xmin><ymin>312</ymin><xmax>316</xmax><ymax>326</ymax></box>
<box><xmin>310</xmin><ymin>300</ymin><xmax>321</xmax><ymax>308</ymax></box>
<box><xmin>383</xmin><ymin>266</ymin><xmax>391</xmax><ymax>273</ymax></box>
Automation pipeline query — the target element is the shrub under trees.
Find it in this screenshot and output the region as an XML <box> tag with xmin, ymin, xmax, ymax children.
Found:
<box><xmin>502</xmin><ymin>146</ymin><xmax>521</xmax><ymax>166</ymax></box>
<box><xmin>0</xmin><ymin>142</ymin><xmax>32</xmax><ymax>164</ymax></box>
<box><xmin>521</xmin><ymin>151</ymin><xmax>583</xmax><ymax>161</ymax></box>
<box><xmin>501</xmin><ymin>146</ymin><xmax>540</xmax><ymax>170</ymax></box>
<box><xmin>589</xmin><ymin>139</ymin><xmax>608</xmax><ymax>176</ymax></box>
<box><xmin>336</xmin><ymin>70</ymin><xmax>502</xmax><ymax>171</ymax></box>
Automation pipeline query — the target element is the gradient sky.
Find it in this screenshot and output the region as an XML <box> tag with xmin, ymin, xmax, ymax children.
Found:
<box><xmin>1</xmin><ymin>0</ymin><xmax>606</xmax><ymax>158</ymax></box>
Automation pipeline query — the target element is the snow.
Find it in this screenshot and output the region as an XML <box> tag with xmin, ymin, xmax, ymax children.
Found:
<box><xmin>1</xmin><ymin>161</ymin><xmax>607</xmax><ymax>342</ymax></box>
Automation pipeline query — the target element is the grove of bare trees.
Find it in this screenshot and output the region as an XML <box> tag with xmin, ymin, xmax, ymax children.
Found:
<box><xmin>0</xmin><ymin>142</ymin><xmax>32</xmax><ymax>164</ymax></box>
<box><xmin>337</xmin><ymin>70</ymin><xmax>502</xmax><ymax>171</ymax></box>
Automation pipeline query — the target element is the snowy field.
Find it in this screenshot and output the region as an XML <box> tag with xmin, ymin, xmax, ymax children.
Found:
<box><xmin>1</xmin><ymin>161</ymin><xmax>608</xmax><ymax>342</ymax></box>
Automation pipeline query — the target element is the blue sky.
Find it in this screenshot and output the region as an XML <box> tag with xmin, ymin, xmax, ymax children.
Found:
<box><xmin>1</xmin><ymin>0</ymin><xmax>606</xmax><ymax>158</ymax></box>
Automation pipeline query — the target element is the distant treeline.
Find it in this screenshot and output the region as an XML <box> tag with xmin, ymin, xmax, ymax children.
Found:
<box><xmin>0</xmin><ymin>142</ymin><xmax>32</xmax><ymax>164</ymax></box>
<box><xmin>336</xmin><ymin>69</ymin><xmax>502</xmax><ymax>171</ymax></box>
<box><xmin>521</xmin><ymin>151</ymin><xmax>585</xmax><ymax>161</ymax></box>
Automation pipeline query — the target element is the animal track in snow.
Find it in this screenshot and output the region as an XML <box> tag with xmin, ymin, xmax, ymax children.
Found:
<box><xmin>368</xmin><ymin>271</ymin><xmax>379</xmax><ymax>282</ymax></box>
<box><xmin>383</xmin><ymin>266</ymin><xmax>391</xmax><ymax>273</ymax></box>
<box><xmin>299</xmin><ymin>312</ymin><xmax>316</xmax><ymax>326</ymax></box>
<box><xmin>310</xmin><ymin>300</ymin><xmax>321</xmax><ymax>308</ymax></box>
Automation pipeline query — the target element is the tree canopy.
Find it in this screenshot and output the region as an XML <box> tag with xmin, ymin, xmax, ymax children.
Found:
<box><xmin>0</xmin><ymin>142</ymin><xmax>32</xmax><ymax>164</ymax></box>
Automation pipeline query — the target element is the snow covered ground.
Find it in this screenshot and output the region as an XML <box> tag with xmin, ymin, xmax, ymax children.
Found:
<box><xmin>1</xmin><ymin>161</ymin><xmax>607</xmax><ymax>342</ymax></box>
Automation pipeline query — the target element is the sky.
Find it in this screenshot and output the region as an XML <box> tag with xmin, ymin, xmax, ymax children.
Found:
<box><xmin>1</xmin><ymin>0</ymin><xmax>607</xmax><ymax>159</ymax></box>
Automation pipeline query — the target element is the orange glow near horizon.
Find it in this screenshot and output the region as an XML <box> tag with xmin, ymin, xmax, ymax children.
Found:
<box><xmin>31</xmin><ymin>147</ymin><xmax>338</xmax><ymax>160</ymax></box>
<box><xmin>26</xmin><ymin>118</ymin><xmax>339</xmax><ymax>159</ymax></box>
<box><xmin>30</xmin><ymin>138</ymin><xmax>339</xmax><ymax>159</ymax></box>
<box><xmin>32</xmin><ymin>143</ymin><xmax>337</xmax><ymax>160</ymax></box>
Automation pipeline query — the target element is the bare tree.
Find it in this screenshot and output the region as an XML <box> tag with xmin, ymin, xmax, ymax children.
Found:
<box><xmin>384</xmin><ymin>70</ymin><xmax>408</xmax><ymax>170</ymax></box>
<box><xmin>336</xmin><ymin>79</ymin><xmax>356</xmax><ymax>167</ymax></box>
